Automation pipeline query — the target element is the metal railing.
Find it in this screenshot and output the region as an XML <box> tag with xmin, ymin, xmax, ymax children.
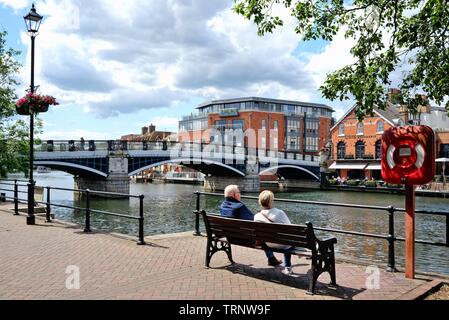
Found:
<box><xmin>34</xmin><ymin>140</ymin><xmax>320</xmax><ymax>162</ymax></box>
<box><xmin>0</xmin><ymin>180</ymin><xmax>146</xmax><ymax>245</ymax></box>
<box><xmin>192</xmin><ymin>191</ymin><xmax>449</xmax><ymax>272</ymax></box>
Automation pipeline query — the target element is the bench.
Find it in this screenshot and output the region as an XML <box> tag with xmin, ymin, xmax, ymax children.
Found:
<box><xmin>200</xmin><ymin>210</ymin><xmax>337</xmax><ymax>294</ymax></box>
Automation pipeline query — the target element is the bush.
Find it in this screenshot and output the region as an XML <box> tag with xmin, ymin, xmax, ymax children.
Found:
<box><xmin>365</xmin><ymin>180</ymin><xmax>377</xmax><ymax>187</ymax></box>
<box><xmin>386</xmin><ymin>183</ymin><xmax>401</xmax><ymax>188</ymax></box>
<box><xmin>328</xmin><ymin>179</ymin><xmax>338</xmax><ymax>185</ymax></box>
<box><xmin>347</xmin><ymin>179</ymin><xmax>359</xmax><ymax>186</ymax></box>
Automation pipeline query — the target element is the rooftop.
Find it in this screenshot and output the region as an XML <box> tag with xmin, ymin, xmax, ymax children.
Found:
<box><xmin>196</xmin><ymin>97</ymin><xmax>334</xmax><ymax>111</ymax></box>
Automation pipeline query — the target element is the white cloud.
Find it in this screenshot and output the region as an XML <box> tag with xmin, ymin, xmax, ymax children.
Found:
<box><xmin>18</xmin><ymin>0</ymin><xmax>325</xmax><ymax>119</ymax></box>
<box><xmin>38</xmin><ymin>129</ymin><xmax>110</xmax><ymax>140</ymax></box>
<box><xmin>0</xmin><ymin>0</ymin><xmax>29</xmax><ymax>11</ymax></box>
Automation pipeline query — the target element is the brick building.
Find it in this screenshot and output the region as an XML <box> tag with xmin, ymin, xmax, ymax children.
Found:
<box><xmin>178</xmin><ymin>97</ymin><xmax>334</xmax><ymax>155</ymax></box>
<box><xmin>121</xmin><ymin>124</ymin><xmax>176</xmax><ymax>142</ymax></box>
<box><xmin>329</xmin><ymin>89</ymin><xmax>449</xmax><ymax>180</ymax></box>
<box><xmin>329</xmin><ymin>102</ymin><xmax>400</xmax><ymax>180</ymax></box>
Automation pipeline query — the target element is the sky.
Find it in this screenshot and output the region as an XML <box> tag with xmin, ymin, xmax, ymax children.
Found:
<box><xmin>0</xmin><ymin>0</ymin><xmax>357</xmax><ymax>140</ymax></box>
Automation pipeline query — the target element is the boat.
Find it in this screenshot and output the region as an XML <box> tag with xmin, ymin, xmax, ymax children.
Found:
<box><xmin>37</xmin><ymin>166</ymin><xmax>51</xmax><ymax>174</ymax></box>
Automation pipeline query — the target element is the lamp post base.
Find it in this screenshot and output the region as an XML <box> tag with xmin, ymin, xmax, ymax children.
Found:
<box><xmin>26</xmin><ymin>216</ymin><xmax>35</xmax><ymax>225</ymax></box>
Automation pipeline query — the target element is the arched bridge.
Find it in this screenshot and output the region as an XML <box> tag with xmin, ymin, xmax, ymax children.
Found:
<box><xmin>35</xmin><ymin>140</ymin><xmax>321</xmax><ymax>193</ymax></box>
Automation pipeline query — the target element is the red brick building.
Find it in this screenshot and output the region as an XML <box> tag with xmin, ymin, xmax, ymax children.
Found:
<box><xmin>329</xmin><ymin>89</ymin><xmax>449</xmax><ymax>180</ymax></box>
<box><xmin>329</xmin><ymin>103</ymin><xmax>400</xmax><ymax>180</ymax></box>
<box><xmin>178</xmin><ymin>97</ymin><xmax>333</xmax><ymax>155</ymax></box>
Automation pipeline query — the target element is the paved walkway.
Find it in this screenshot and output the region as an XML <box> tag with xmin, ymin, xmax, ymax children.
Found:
<box><xmin>0</xmin><ymin>203</ymin><xmax>432</xmax><ymax>300</ymax></box>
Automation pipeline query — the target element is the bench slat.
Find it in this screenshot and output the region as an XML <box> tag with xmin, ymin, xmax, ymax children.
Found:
<box><xmin>208</xmin><ymin>216</ymin><xmax>309</xmax><ymax>235</ymax></box>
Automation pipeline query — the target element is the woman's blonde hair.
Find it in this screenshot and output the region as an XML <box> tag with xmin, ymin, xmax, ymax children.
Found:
<box><xmin>258</xmin><ymin>190</ymin><xmax>274</xmax><ymax>209</ymax></box>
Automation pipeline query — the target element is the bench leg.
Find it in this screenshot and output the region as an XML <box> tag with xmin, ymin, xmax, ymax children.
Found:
<box><xmin>307</xmin><ymin>263</ymin><xmax>319</xmax><ymax>295</ymax></box>
<box><xmin>205</xmin><ymin>239</ymin><xmax>234</xmax><ymax>267</ymax></box>
<box><xmin>328</xmin><ymin>255</ymin><xmax>337</xmax><ymax>286</ymax></box>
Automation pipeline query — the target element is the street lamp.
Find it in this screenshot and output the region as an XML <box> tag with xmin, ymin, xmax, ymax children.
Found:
<box><xmin>24</xmin><ymin>3</ymin><xmax>43</xmax><ymax>225</ymax></box>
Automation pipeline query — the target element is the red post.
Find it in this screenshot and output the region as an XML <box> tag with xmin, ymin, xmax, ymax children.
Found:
<box><xmin>405</xmin><ymin>184</ymin><xmax>415</xmax><ymax>279</ymax></box>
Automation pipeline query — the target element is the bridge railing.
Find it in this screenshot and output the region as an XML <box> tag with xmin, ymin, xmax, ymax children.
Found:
<box><xmin>35</xmin><ymin>140</ymin><xmax>320</xmax><ymax>162</ymax></box>
<box><xmin>192</xmin><ymin>191</ymin><xmax>449</xmax><ymax>274</ymax></box>
<box><xmin>0</xmin><ymin>179</ymin><xmax>146</xmax><ymax>245</ymax></box>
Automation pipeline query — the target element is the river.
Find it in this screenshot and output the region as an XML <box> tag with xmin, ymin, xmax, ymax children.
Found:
<box><xmin>2</xmin><ymin>170</ymin><xmax>449</xmax><ymax>276</ymax></box>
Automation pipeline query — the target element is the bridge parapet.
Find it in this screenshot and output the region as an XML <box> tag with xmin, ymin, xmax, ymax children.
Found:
<box><xmin>35</xmin><ymin>140</ymin><xmax>320</xmax><ymax>163</ymax></box>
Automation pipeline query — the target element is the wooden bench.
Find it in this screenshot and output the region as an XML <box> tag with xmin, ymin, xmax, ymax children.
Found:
<box><xmin>200</xmin><ymin>210</ymin><xmax>337</xmax><ymax>294</ymax></box>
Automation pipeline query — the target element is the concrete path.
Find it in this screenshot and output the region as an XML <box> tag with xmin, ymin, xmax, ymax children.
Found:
<box><xmin>0</xmin><ymin>202</ymin><xmax>431</xmax><ymax>300</ymax></box>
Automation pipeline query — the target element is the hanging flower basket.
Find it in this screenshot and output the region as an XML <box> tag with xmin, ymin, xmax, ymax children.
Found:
<box><xmin>16</xmin><ymin>93</ymin><xmax>59</xmax><ymax>115</ymax></box>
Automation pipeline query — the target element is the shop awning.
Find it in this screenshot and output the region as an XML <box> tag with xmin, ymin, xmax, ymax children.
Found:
<box><xmin>365</xmin><ymin>163</ymin><xmax>381</xmax><ymax>170</ymax></box>
<box><xmin>328</xmin><ymin>162</ymin><xmax>367</xmax><ymax>170</ymax></box>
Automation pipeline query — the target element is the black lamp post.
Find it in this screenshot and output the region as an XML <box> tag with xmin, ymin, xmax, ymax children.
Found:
<box><xmin>24</xmin><ymin>4</ymin><xmax>43</xmax><ymax>225</ymax></box>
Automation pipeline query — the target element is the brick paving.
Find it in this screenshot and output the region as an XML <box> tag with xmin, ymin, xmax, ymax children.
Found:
<box><xmin>0</xmin><ymin>203</ymin><xmax>431</xmax><ymax>300</ymax></box>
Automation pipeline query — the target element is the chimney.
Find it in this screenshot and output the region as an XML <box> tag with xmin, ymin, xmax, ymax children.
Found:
<box><xmin>149</xmin><ymin>123</ymin><xmax>156</xmax><ymax>133</ymax></box>
<box><xmin>387</xmin><ymin>88</ymin><xmax>401</xmax><ymax>104</ymax></box>
<box><xmin>141</xmin><ymin>127</ymin><xmax>148</xmax><ymax>135</ymax></box>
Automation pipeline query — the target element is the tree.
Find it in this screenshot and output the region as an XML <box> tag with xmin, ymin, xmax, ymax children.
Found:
<box><xmin>0</xmin><ymin>31</ymin><xmax>41</xmax><ymax>177</ymax></box>
<box><xmin>233</xmin><ymin>0</ymin><xmax>449</xmax><ymax>119</ymax></box>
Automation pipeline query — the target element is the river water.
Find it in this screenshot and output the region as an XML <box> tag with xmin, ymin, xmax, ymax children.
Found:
<box><xmin>2</xmin><ymin>170</ymin><xmax>449</xmax><ymax>276</ymax></box>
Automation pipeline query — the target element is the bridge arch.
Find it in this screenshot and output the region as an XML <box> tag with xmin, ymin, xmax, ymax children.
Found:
<box><xmin>34</xmin><ymin>161</ymin><xmax>108</xmax><ymax>178</ymax></box>
<box><xmin>128</xmin><ymin>158</ymin><xmax>245</xmax><ymax>177</ymax></box>
<box><xmin>259</xmin><ymin>165</ymin><xmax>320</xmax><ymax>181</ymax></box>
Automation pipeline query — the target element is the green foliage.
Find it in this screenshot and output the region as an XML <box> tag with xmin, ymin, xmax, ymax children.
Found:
<box><xmin>347</xmin><ymin>179</ymin><xmax>359</xmax><ymax>186</ymax></box>
<box><xmin>365</xmin><ymin>180</ymin><xmax>378</xmax><ymax>187</ymax></box>
<box><xmin>328</xmin><ymin>178</ymin><xmax>338</xmax><ymax>185</ymax></box>
<box><xmin>233</xmin><ymin>0</ymin><xmax>449</xmax><ymax>120</ymax></box>
<box><xmin>0</xmin><ymin>31</ymin><xmax>42</xmax><ymax>178</ymax></box>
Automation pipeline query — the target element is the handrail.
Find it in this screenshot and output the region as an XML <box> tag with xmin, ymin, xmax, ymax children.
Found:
<box><xmin>0</xmin><ymin>180</ymin><xmax>146</xmax><ymax>245</ymax></box>
<box><xmin>193</xmin><ymin>191</ymin><xmax>449</xmax><ymax>273</ymax></box>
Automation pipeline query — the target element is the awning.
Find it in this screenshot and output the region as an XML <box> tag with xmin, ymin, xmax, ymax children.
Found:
<box><xmin>436</xmin><ymin>158</ymin><xmax>449</xmax><ymax>163</ymax></box>
<box><xmin>365</xmin><ymin>163</ymin><xmax>381</xmax><ymax>170</ymax></box>
<box><xmin>328</xmin><ymin>162</ymin><xmax>367</xmax><ymax>170</ymax></box>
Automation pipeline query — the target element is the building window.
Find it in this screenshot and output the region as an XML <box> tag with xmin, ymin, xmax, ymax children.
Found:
<box><xmin>233</xmin><ymin>119</ymin><xmax>244</xmax><ymax>130</ymax></box>
<box><xmin>262</xmin><ymin>119</ymin><xmax>266</xmax><ymax>130</ymax></box>
<box><xmin>357</xmin><ymin>122</ymin><xmax>364</xmax><ymax>135</ymax></box>
<box><xmin>305</xmin><ymin>137</ymin><xmax>319</xmax><ymax>152</ymax></box>
<box><xmin>375</xmin><ymin>140</ymin><xmax>382</xmax><ymax>159</ymax></box>
<box><xmin>261</xmin><ymin>137</ymin><xmax>266</xmax><ymax>150</ymax></box>
<box><xmin>377</xmin><ymin>121</ymin><xmax>384</xmax><ymax>133</ymax></box>
<box><xmin>337</xmin><ymin>142</ymin><xmax>346</xmax><ymax>159</ymax></box>
<box><xmin>355</xmin><ymin>141</ymin><xmax>365</xmax><ymax>159</ymax></box>
<box><xmin>273</xmin><ymin>120</ymin><xmax>278</xmax><ymax>130</ymax></box>
<box><xmin>288</xmin><ymin>137</ymin><xmax>298</xmax><ymax>150</ymax></box>
<box><xmin>440</xmin><ymin>144</ymin><xmax>449</xmax><ymax>158</ymax></box>
<box><xmin>339</xmin><ymin>124</ymin><xmax>345</xmax><ymax>136</ymax></box>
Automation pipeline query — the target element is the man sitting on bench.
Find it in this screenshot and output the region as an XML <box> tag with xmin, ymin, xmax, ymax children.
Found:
<box><xmin>219</xmin><ymin>185</ymin><xmax>282</xmax><ymax>267</ymax></box>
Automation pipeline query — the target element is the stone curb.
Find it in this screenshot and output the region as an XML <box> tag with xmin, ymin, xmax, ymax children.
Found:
<box><xmin>396</xmin><ymin>280</ymin><xmax>445</xmax><ymax>300</ymax></box>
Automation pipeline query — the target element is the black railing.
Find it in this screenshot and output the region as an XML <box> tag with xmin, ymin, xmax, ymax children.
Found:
<box><xmin>0</xmin><ymin>180</ymin><xmax>146</xmax><ymax>245</ymax></box>
<box><xmin>192</xmin><ymin>191</ymin><xmax>449</xmax><ymax>273</ymax></box>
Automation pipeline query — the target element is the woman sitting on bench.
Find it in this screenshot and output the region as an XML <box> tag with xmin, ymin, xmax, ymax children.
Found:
<box><xmin>255</xmin><ymin>190</ymin><xmax>294</xmax><ymax>275</ymax></box>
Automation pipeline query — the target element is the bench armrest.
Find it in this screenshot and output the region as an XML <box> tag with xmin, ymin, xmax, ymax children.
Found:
<box><xmin>317</xmin><ymin>237</ymin><xmax>337</xmax><ymax>255</ymax></box>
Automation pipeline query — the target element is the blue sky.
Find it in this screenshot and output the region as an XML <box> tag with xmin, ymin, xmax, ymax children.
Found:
<box><xmin>1</xmin><ymin>0</ymin><xmax>354</xmax><ymax>140</ymax></box>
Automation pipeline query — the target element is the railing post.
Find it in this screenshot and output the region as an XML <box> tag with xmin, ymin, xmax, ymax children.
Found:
<box><xmin>84</xmin><ymin>189</ymin><xmax>91</xmax><ymax>232</ymax></box>
<box><xmin>387</xmin><ymin>205</ymin><xmax>397</xmax><ymax>272</ymax></box>
<box><xmin>193</xmin><ymin>191</ymin><xmax>201</xmax><ymax>236</ymax></box>
<box><xmin>14</xmin><ymin>179</ymin><xmax>19</xmax><ymax>215</ymax></box>
<box><xmin>137</xmin><ymin>195</ymin><xmax>146</xmax><ymax>245</ymax></box>
<box><xmin>45</xmin><ymin>186</ymin><xmax>51</xmax><ymax>223</ymax></box>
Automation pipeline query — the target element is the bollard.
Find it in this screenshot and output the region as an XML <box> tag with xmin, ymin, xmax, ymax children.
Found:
<box><xmin>386</xmin><ymin>206</ymin><xmax>397</xmax><ymax>272</ymax></box>
<box><xmin>193</xmin><ymin>191</ymin><xmax>201</xmax><ymax>236</ymax></box>
<box><xmin>45</xmin><ymin>187</ymin><xmax>51</xmax><ymax>223</ymax></box>
<box><xmin>137</xmin><ymin>195</ymin><xmax>146</xmax><ymax>245</ymax></box>
<box><xmin>84</xmin><ymin>189</ymin><xmax>91</xmax><ymax>232</ymax></box>
<box><xmin>14</xmin><ymin>180</ymin><xmax>19</xmax><ymax>215</ymax></box>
